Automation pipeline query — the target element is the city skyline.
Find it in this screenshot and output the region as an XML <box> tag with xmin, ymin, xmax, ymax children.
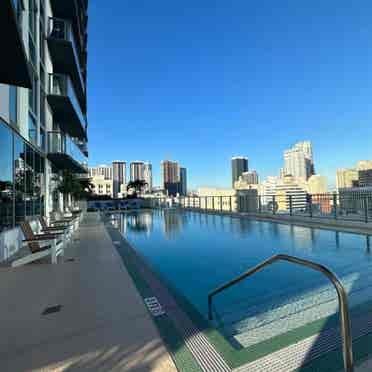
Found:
<box><xmin>87</xmin><ymin>1</ymin><xmax>372</xmax><ymax>190</ymax></box>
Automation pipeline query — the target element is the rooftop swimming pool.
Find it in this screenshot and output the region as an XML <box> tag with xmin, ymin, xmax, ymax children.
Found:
<box><xmin>110</xmin><ymin>209</ymin><xmax>372</xmax><ymax>351</ymax></box>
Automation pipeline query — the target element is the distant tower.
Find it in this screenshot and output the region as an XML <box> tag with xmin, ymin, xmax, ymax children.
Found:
<box><xmin>180</xmin><ymin>167</ymin><xmax>187</xmax><ymax>196</ymax></box>
<box><xmin>161</xmin><ymin>160</ymin><xmax>180</xmax><ymax>196</ymax></box>
<box><xmin>231</xmin><ymin>157</ymin><xmax>248</xmax><ymax>188</ymax></box>
<box><xmin>130</xmin><ymin>161</ymin><xmax>145</xmax><ymax>182</ymax></box>
<box><xmin>283</xmin><ymin>141</ymin><xmax>314</xmax><ymax>181</ymax></box>
<box><xmin>143</xmin><ymin>162</ymin><xmax>153</xmax><ymax>192</ymax></box>
<box><xmin>112</xmin><ymin>161</ymin><xmax>126</xmax><ymax>198</ymax></box>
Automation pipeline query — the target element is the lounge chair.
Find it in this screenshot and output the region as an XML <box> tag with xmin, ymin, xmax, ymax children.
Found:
<box><xmin>39</xmin><ymin>217</ymin><xmax>73</xmax><ymax>242</ymax></box>
<box><xmin>10</xmin><ymin>222</ymin><xmax>65</xmax><ymax>266</ymax></box>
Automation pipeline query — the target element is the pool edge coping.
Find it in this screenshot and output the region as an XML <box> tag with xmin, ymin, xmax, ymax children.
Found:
<box><xmin>105</xmin><ymin>212</ymin><xmax>372</xmax><ymax>372</ymax></box>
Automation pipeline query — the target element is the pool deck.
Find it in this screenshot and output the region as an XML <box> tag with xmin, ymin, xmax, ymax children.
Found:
<box><xmin>0</xmin><ymin>213</ymin><xmax>176</xmax><ymax>372</ymax></box>
<box><xmin>2</xmin><ymin>211</ymin><xmax>372</xmax><ymax>372</ymax></box>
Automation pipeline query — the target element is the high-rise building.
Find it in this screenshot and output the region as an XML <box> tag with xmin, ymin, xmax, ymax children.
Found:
<box><xmin>241</xmin><ymin>171</ymin><xmax>259</xmax><ymax>185</ymax></box>
<box><xmin>260</xmin><ymin>176</ymin><xmax>279</xmax><ymax>205</ymax></box>
<box><xmin>143</xmin><ymin>162</ymin><xmax>153</xmax><ymax>192</ymax></box>
<box><xmin>356</xmin><ymin>160</ymin><xmax>372</xmax><ymax>171</ymax></box>
<box><xmin>358</xmin><ymin>169</ymin><xmax>372</xmax><ymax>187</ymax></box>
<box><xmin>89</xmin><ymin>165</ymin><xmax>112</xmax><ymax>180</ymax></box>
<box><xmin>232</xmin><ymin>157</ymin><xmax>248</xmax><ymax>188</ymax></box>
<box><xmin>284</xmin><ymin>141</ymin><xmax>314</xmax><ymax>181</ymax></box>
<box><xmin>130</xmin><ymin>161</ymin><xmax>145</xmax><ymax>182</ymax></box>
<box><xmin>336</xmin><ymin>168</ymin><xmax>359</xmax><ymax>190</ymax></box>
<box><xmin>0</xmin><ymin>0</ymin><xmax>89</xmax><ymax>232</ymax></box>
<box><xmin>275</xmin><ymin>175</ymin><xmax>307</xmax><ymax>212</ymax></box>
<box><xmin>112</xmin><ymin>161</ymin><xmax>126</xmax><ymax>198</ymax></box>
<box><xmin>307</xmin><ymin>175</ymin><xmax>328</xmax><ymax>194</ymax></box>
<box><xmin>180</xmin><ymin>167</ymin><xmax>187</xmax><ymax>196</ymax></box>
<box><xmin>161</xmin><ymin>160</ymin><xmax>180</xmax><ymax>196</ymax></box>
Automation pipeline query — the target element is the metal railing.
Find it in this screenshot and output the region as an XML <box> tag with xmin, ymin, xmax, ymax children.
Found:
<box><xmin>47</xmin><ymin>17</ymin><xmax>85</xmax><ymax>92</ymax></box>
<box><xmin>208</xmin><ymin>254</ymin><xmax>354</xmax><ymax>372</ymax></box>
<box><xmin>151</xmin><ymin>193</ymin><xmax>372</xmax><ymax>224</ymax></box>
<box><xmin>48</xmin><ymin>131</ymin><xmax>88</xmax><ymax>170</ymax></box>
<box><xmin>49</xmin><ymin>73</ymin><xmax>87</xmax><ymax>130</ymax></box>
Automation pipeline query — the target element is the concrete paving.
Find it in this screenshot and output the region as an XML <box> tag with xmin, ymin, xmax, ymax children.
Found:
<box><xmin>0</xmin><ymin>213</ymin><xmax>177</xmax><ymax>372</ymax></box>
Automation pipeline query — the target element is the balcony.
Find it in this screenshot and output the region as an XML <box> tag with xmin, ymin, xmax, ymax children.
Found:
<box><xmin>49</xmin><ymin>0</ymin><xmax>88</xmax><ymax>55</ymax></box>
<box><xmin>47</xmin><ymin>73</ymin><xmax>87</xmax><ymax>140</ymax></box>
<box><xmin>47</xmin><ymin>131</ymin><xmax>88</xmax><ymax>174</ymax></box>
<box><xmin>0</xmin><ymin>0</ymin><xmax>32</xmax><ymax>88</ymax></box>
<box><xmin>47</xmin><ymin>17</ymin><xmax>86</xmax><ymax>111</ymax></box>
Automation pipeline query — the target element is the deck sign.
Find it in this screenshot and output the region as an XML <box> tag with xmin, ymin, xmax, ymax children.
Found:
<box><xmin>144</xmin><ymin>297</ymin><xmax>166</xmax><ymax>317</ymax></box>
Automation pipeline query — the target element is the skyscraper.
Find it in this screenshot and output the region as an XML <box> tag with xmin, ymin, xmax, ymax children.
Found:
<box><xmin>283</xmin><ymin>141</ymin><xmax>314</xmax><ymax>181</ymax></box>
<box><xmin>112</xmin><ymin>161</ymin><xmax>126</xmax><ymax>198</ymax></box>
<box><xmin>241</xmin><ymin>170</ymin><xmax>259</xmax><ymax>185</ymax></box>
<box><xmin>180</xmin><ymin>167</ymin><xmax>187</xmax><ymax>196</ymax></box>
<box><xmin>161</xmin><ymin>160</ymin><xmax>180</xmax><ymax>196</ymax></box>
<box><xmin>89</xmin><ymin>165</ymin><xmax>112</xmax><ymax>180</ymax></box>
<box><xmin>130</xmin><ymin>161</ymin><xmax>145</xmax><ymax>182</ymax></box>
<box><xmin>143</xmin><ymin>162</ymin><xmax>153</xmax><ymax>192</ymax></box>
<box><xmin>232</xmin><ymin>157</ymin><xmax>248</xmax><ymax>188</ymax></box>
<box><xmin>336</xmin><ymin>168</ymin><xmax>359</xmax><ymax>190</ymax></box>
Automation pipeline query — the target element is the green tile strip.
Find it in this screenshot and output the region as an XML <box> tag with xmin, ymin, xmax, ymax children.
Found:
<box><xmin>107</xmin><ymin>223</ymin><xmax>231</xmax><ymax>372</ymax></box>
<box><xmin>106</xmin><ymin>225</ymin><xmax>203</xmax><ymax>372</ymax></box>
<box><xmin>105</xmin><ymin>214</ymin><xmax>372</xmax><ymax>372</ymax></box>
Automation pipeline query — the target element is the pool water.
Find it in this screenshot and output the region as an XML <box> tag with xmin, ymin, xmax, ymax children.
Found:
<box><xmin>111</xmin><ymin>209</ymin><xmax>372</xmax><ymax>348</ymax></box>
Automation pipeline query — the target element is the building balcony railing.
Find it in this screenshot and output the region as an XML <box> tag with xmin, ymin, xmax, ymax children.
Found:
<box><xmin>47</xmin><ymin>131</ymin><xmax>88</xmax><ymax>174</ymax></box>
<box><xmin>47</xmin><ymin>17</ymin><xmax>86</xmax><ymax>111</ymax></box>
<box><xmin>47</xmin><ymin>73</ymin><xmax>87</xmax><ymax>140</ymax></box>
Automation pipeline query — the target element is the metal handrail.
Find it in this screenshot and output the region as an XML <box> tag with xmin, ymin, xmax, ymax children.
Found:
<box><xmin>208</xmin><ymin>254</ymin><xmax>354</xmax><ymax>372</ymax></box>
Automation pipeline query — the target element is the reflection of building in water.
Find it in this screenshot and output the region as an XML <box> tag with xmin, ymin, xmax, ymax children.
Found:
<box><xmin>125</xmin><ymin>212</ymin><xmax>153</xmax><ymax>235</ymax></box>
<box><xmin>289</xmin><ymin>226</ymin><xmax>317</xmax><ymax>252</ymax></box>
<box><xmin>163</xmin><ymin>210</ymin><xmax>187</xmax><ymax>239</ymax></box>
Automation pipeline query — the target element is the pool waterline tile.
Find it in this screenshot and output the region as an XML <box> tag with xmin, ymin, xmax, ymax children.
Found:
<box><xmin>105</xmin><ymin>211</ymin><xmax>372</xmax><ymax>372</ymax></box>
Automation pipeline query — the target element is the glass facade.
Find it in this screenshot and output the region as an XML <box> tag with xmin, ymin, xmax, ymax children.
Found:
<box><xmin>9</xmin><ymin>86</ymin><xmax>17</xmax><ymax>125</ymax></box>
<box><xmin>0</xmin><ymin>120</ymin><xmax>45</xmax><ymax>233</ymax></box>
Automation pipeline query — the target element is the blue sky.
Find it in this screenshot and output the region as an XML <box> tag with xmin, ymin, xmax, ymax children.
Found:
<box><xmin>87</xmin><ymin>1</ymin><xmax>372</xmax><ymax>190</ymax></box>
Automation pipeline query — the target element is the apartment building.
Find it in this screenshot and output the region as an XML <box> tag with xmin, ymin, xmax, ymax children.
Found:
<box><xmin>0</xmin><ymin>0</ymin><xmax>89</xmax><ymax>233</ymax></box>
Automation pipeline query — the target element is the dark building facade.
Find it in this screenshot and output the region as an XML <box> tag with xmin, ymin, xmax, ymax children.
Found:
<box><xmin>232</xmin><ymin>157</ymin><xmax>248</xmax><ymax>188</ymax></box>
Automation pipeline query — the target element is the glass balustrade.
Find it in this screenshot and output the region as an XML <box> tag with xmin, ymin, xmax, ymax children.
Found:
<box><xmin>47</xmin><ymin>131</ymin><xmax>87</xmax><ymax>171</ymax></box>
<box><xmin>47</xmin><ymin>17</ymin><xmax>85</xmax><ymax>92</ymax></box>
<box><xmin>49</xmin><ymin>73</ymin><xmax>87</xmax><ymax>130</ymax></box>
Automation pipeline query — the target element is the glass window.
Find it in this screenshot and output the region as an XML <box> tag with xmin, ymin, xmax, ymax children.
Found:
<box><xmin>34</xmin><ymin>152</ymin><xmax>43</xmax><ymax>215</ymax></box>
<box><xmin>28</xmin><ymin>114</ymin><xmax>37</xmax><ymax>145</ymax></box>
<box><xmin>9</xmin><ymin>86</ymin><xmax>17</xmax><ymax>125</ymax></box>
<box><xmin>40</xmin><ymin>89</ymin><xmax>45</xmax><ymax>129</ymax></box>
<box><xmin>39</xmin><ymin>156</ymin><xmax>45</xmax><ymax>216</ymax></box>
<box><xmin>39</xmin><ymin>21</ymin><xmax>45</xmax><ymax>64</ymax></box>
<box><xmin>29</xmin><ymin>35</ymin><xmax>36</xmax><ymax>68</ymax></box>
<box><xmin>0</xmin><ymin>121</ymin><xmax>14</xmax><ymax>232</ymax></box>
<box><xmin>25</xmin><ymin>145</ymin><xmax>35</xmax><ymax>217</ymax></box>
<box><xmin>28</xmin><ymin>71</ymin><xmax>38</xmax><ymax>114</ymax></box>
<box><xmin>39</xmin><ymin>126</ymin><xmax>45</xmax><ymax>151</ymax></box>
<box><xmin>28</xmin><ymin>0</ymin><xmax>37</xmax><ymax>39</ymax></box>
<box><xmin>14</xmin><ymin>135</ymin><xmax>25</xmax><ymax>225</ymax></box>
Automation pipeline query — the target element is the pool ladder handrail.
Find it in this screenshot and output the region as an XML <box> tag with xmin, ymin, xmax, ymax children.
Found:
<box><xmin>208</xmin><ymin>254</ymin><xmax>354</xmax><ymax>372</ymax></box>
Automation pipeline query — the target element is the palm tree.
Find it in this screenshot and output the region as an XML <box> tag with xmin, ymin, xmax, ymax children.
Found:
<box><xmin>127</xmin><ymin>179</ymin><xmax>147</xmax><ymax>198</ymax></box>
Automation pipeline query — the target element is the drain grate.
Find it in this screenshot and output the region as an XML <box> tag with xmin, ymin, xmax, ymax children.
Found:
<box><xmin>42</xmin><ymin>305</ymin><xmax>62</xmax><ymax>315</ymax></box>
<box><xmin>144</xmin><ymin>297</ymin><xmax>165</xmax><ymax>317</ymax></box>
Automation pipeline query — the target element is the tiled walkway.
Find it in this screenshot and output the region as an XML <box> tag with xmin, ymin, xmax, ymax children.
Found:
<box><xmin>0</xmin><ymin>213</ymin><xmax>176</xmax><ymax>372</ymax></box>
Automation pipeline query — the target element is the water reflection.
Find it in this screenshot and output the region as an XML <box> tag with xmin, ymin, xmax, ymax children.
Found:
<box><xmin>112</xmin><ymin>210</ymin><xmax>372</xmax><ymax>256</ymax></box>
<box><xmin>112</xmin><ymin>211</ymin><xmax>153</xmax><ymax>236</ymax></box>
<box><xmin>163</xmin><ymin>209</ymin><xmax>187</xmax><ymax>240</ymax></box>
